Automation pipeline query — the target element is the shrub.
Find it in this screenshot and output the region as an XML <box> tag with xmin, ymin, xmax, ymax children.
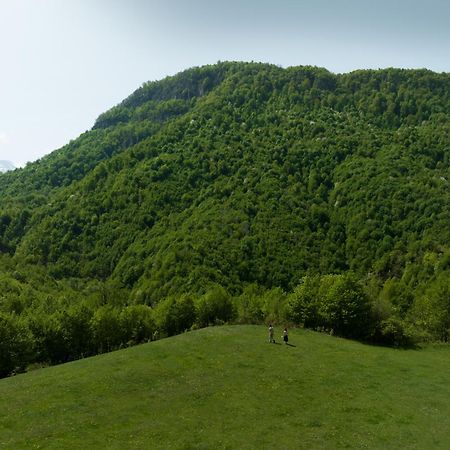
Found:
<box><xmin>91</xmin><ymin>306</ymin><xmax>123</xmax><ymax>353</ymax></box>
<box><xmin>120</xmin><ymin>305</ymin><xmax>156</xmax><ymax>345</ymax></box>
<box><xmin>286</xmin><ymin>275</ymin><xmax>321</xmax><ymax>327</ymax></box>
<box><xmin>27</xmin><ymin>312</ymin><xmax>67</xmax><ymax>364</ymax></box>
<box><xmin>319</xmin><ymin>274</ymin><xmax>372</xmax><ymax>339</ymax></box>
<box><xmin>0</xmin><ymin>312</ymin><xmax>33</xmax><ymax>377</ymax></box>
<box><xmin>196</xmin><ymin>285</ymin><xmax>234</xmax><ymax>327</ymax></box>
<box><xmin>411</xmin><ymin>273</ymin><xmax>450</xmax><ymax>342</ymax></box>
<box><xmin>374</xmin><ymin>317</ymin><xmax>415</xmax><ymax>347</ymax></box>
<box><xmin>261</xmin><ymin>287</ymin><xmax>287</xmax><ymax>324</ymax></box>
<box><xmin>234</xmin><ymin>284</ymin><xmax>265</xmax><ymax>324</ymax></box>
<box><xmin>155</xmin><ymin>295</ymin><xmax>196</xmax><ymax>336</ymax></box>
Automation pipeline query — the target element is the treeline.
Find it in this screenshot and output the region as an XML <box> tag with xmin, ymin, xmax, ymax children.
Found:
<box><xmin>1</xmin><ymin>266</ymin><xmax>448</xmax><ymax>378</ymax></box>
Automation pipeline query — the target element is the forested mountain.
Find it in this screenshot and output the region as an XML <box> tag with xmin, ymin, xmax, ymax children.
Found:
<box><xmin>0</xmin><ymin>62</ymin><xmax>449</xmax><ymax>375</ymax></box>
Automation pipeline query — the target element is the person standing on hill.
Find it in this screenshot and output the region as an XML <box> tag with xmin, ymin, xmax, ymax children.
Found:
<box><xmin>282</xmin><ymin>328</ymin><xmax>289</xmax><ymax>344</ymax></box>
<box><xmin>268</xmin><ymin>324</ymin><xmax>275</xmax><ymax>343</ymax></box>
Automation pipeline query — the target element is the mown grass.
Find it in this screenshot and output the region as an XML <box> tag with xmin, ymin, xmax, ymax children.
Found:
<box><xmin>0</xmin><ymin>325</ymin><xmax>449</xmax><ymax>449</ymax></box>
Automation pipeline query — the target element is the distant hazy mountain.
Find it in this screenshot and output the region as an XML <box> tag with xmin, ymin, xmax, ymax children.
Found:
<box><xmin>0</xmin><ymin>160</ymin><xmax>15</xmax><ymax>173</ymax></box>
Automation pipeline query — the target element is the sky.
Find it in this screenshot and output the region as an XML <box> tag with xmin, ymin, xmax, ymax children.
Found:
<box><xmin>0</xmin><ymin>0</ymin><xmax>449</xmax><ymax>167</ymax></box>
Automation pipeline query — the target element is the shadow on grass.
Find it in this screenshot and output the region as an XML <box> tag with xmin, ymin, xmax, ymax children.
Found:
<box><xmin>267</xmin><ymin>342</ymin><xmax>296</xmax><ymax>347</ymax></box>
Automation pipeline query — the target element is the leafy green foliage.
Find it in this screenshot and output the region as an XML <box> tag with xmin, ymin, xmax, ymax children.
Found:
<box><xmin>319</xmin><ymin>274</ymin><xmax>372</xmax><ymax>338</ymax></box>
<box><xmin>412</xmin><ymin>273</ymin><xmax>450</xmax><ymax>342</ymax></box>
<box><xmin>286</xmin><ymin>275</ymin><xmax>322</xmax><ymax>328</ymax></box>
<box><xmin>154</xmin><ymin>295</ymin><xmax>196</xmax><ymax>336</ymax></box>
<box><xmin>196</xmin><ymin>286</ymin><xmax>235</xmax><ymax>327</ymax></box>
<box><xmin>286</xmin><ymin>274</ymin><xmax>372</xmax><ymax>339</ymax></box>
<box><xmin>0</xmin><ymin>312</ymin><xmax>33</xmax><ymax>376</ymax></box>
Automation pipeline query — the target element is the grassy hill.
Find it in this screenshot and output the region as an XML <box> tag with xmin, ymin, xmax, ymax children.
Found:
<box><xmin>1</xmin><ymin>325</ymin><xmax>449</xmax><ymax>449</ymax></box>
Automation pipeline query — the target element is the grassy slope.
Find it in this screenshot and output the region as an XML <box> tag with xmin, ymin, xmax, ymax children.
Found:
<box><xmin>0</xmin><ymin>325</ymin><xmax>449</xmax><ymax>449</ymax></box>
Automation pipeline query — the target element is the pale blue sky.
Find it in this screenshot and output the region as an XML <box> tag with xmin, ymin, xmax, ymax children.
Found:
<box><xmin>0</xmin><ymin>0</ymin><xmax>449</xmax><ymax>166</ymax></box>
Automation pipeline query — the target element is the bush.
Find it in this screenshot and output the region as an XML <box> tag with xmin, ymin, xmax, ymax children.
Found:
<box><xmin>120</xmin><ymin>305</ymin><xmax>156</xmax><ymax>345</ymax></box>
<box><xmin>196</xmin><ymin>286</ymin><xmax>235</xmax><ymax>327</ymax></box>
<box><xmin>27</xmin><ymin>312</ymin><xmax>67</xmax><ymax>364</ymax></box>
<box><xmin>0</xmin><ymin>312</ymin><xmax>33</xmax><ymax>377</ymax></box>
<box><xmin>234</xmin><ymin>284</ymin><xmax>265</xmax><ymax>324</ymax></box>
<box><xmin>286</xmin><ymin>275</ymin><xmax>321</xmax><ymax>327</ymax></box>
<box><xmin>59</xmin><ymin>303</ymin><xmax>94</xmax><ymax>360</ymax></box>
<box><xmin>287</xmin><ymin>274</ymin><xmax>373</xmax><ymax>339</ymax></box>
<box><xmin>319</xmin><ymin>274</ymin><xmax>372</xmax><ymax>339</ymax></box>
<box><xmin>261</xmin><ymin>287</ymin><xmax>287</xmax><ymax>324</ymax></box>
<box><xmin>91</xmin><ymin>306</ymin><xmax>123</xmax><ymax>353</ymax></box>
<box><xmin>411</xmin><ymin>273</ymin><xmax>450</xmax><ymax>342</ymax></box>
<box><xmin>155</xmin><ymin>295</ymin><xmax>196</xmax><ymax>336</ymax></box>
<box><xmin>374</xmin><ymin>317</ymin><xmax>415</xmax><ymax>347</ymax></box>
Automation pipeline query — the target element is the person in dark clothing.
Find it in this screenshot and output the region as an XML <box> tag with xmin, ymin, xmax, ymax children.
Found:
<box><xmin>282</xmin><ymin>328</ymin><xmax>288</xmax><ymax>344</ymax></box>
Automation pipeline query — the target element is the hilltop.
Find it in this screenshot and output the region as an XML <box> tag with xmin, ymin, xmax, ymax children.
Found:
<box><xmin>1</xmin><ymin>325</ymin><xmax>449</xmax><ymax>449</ymax></box>
<box><xmin>0</xmin><ymin>62</ymin><xmax>449</xmax><ymax>374</ymax></box>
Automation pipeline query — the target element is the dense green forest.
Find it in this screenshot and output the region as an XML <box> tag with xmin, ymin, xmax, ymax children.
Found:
<box><xmin>1</xmin><ymin>62</ymin><xmax>449</xmax><ymax>377</ymax></box>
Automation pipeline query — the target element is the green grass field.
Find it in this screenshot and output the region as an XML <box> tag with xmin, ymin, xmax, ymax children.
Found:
<box><xmin>1</xmin><ymin>325</ymin><xmax>449</xmax><ymax>449</ymax></box>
